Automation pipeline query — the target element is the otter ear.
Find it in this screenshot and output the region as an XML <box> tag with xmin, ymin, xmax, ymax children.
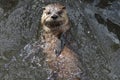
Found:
<box><xmin>62</xmin><ymin>6</ymin><xmax>66</xmax><ymax>9</ymax></box>
<box><xmin>42</xmin><ymin>7</ymin><xmax>46</xmax><ymax>10</ymax></box>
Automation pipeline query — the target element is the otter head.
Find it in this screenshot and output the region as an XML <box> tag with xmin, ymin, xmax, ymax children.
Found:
<box><xmin>41</xmin><ymin>3</ymin><xmax>70</xmax><ymax>34</ymax></box>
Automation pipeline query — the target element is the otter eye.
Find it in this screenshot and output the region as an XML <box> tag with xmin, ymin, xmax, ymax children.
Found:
<box><xmin>62</xmin><ymin>6</ymin><xmax>66</xmax><ymax>9</ymax></box>
<box><xmin>42</xmin><ymin>7</ymin><xmax>46</xmax><ymax>10</ymax></box>
<box><xmin>46</xmin><ymin>11</ymin><xmax>51</xmax><ymax>15</ymax></box>
<box><xmin>58</xmin><ymin>11</ymin><xmax>63</xmax><ymax>15</ymax></box>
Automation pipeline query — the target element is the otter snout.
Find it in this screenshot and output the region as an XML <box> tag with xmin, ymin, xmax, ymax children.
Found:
<box><xmin>51</xmin><ymin>15</ymin><xmax>58</xmax><ymax>20</ymax></box>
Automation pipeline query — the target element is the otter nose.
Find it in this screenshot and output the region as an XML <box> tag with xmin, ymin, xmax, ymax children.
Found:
<box><xmin>51</xmin><ymin>15</ymin><xmax>58</xmax><ymax>20</ymax></box>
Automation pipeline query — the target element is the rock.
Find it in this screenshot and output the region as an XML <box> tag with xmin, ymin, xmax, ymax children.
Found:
<box><xmin>0</xmin><ymin>0</ymin><xmax>120</xmax><ymax>80</ymax></box>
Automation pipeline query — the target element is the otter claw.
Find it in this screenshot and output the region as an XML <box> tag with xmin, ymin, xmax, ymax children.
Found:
<box><xmin>55</xmin><ymin>49</ymin><xmax>61</xmax><ymax>57</ymax></box>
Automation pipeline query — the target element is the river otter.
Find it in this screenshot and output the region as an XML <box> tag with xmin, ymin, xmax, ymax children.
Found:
<box><xmin>41</xmin><ymin>3</ymin><xmax>82</xmax><ymax>80</ymax></box>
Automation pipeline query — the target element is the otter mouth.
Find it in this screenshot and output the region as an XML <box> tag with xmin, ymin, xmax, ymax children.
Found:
<box><xmin>45</xmin><ymin>20</ymin><xmax>63</xmax><ymax>28</ymax></box>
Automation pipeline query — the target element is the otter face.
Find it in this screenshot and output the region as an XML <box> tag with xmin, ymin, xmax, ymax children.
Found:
<box><xmin>41</xmin><ymin>3</ymin><xmax>69</xmax><ymax>32</ymax></box>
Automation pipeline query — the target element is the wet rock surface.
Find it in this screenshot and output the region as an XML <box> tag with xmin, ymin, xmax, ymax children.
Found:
<box><xmin>0</xmin><ymin>0</ymin><xmax>120</xmax><ymax>80</ymax></box>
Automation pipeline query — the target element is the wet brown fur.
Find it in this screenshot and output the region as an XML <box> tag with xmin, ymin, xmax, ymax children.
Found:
<box><xmin>41</xmin><ymin>3</ymin><xmax>81</xmax><ymax>80</ymax></box>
